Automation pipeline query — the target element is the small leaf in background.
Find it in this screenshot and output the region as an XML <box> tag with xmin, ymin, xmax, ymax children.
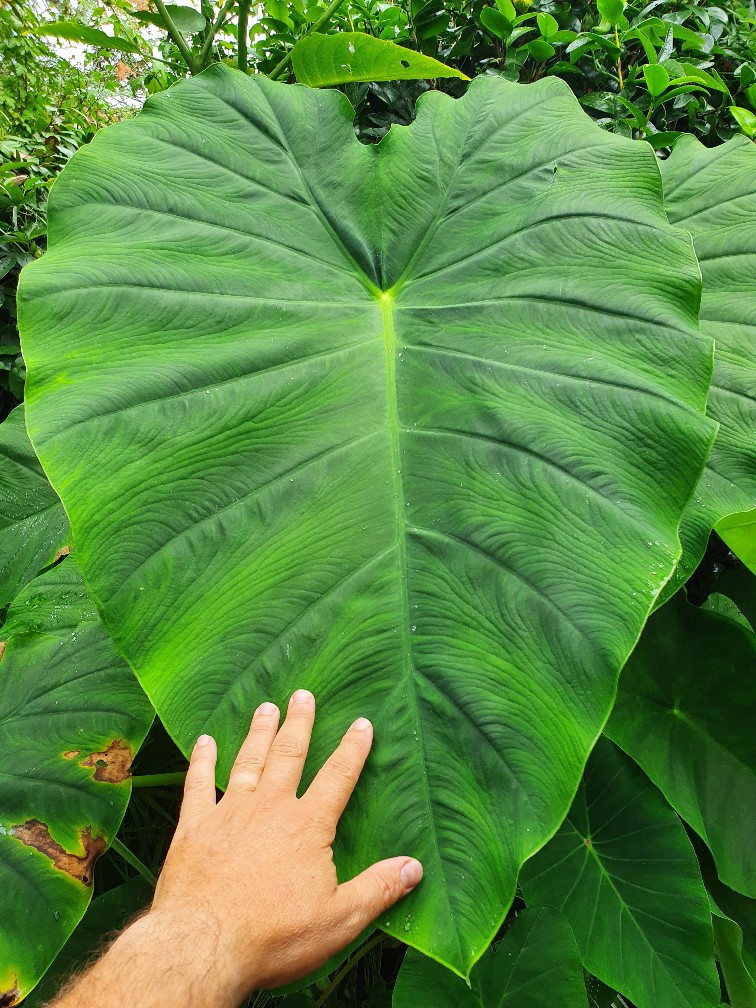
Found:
<box><xmin>520</xmin><ymin>738</ymin><xmax>721</xmax><ymax>1008</ymax></box>
<box><xmin>129</xmin><ymin>4</ymin><xmax>206</xmax><ymax>35</ymax></box>
<box><xmin>596</xmin><ymin>0</ymin><xmax>624</xmax><ymax>27</ymax></box>
<box><xmin>643</xmin><ymin>62</ymin><xmax>670</xmax><ymax>97</ymax></box>
<box><xmin>528</xmin><ymin>38</ymin><xmax>555</xmax><ymax>60</ymax></box>
<box><xmin>38</xmin><ymin>20</ymin><xmax>141</xmax><ymax>54</ymax></box>
<box><xmin>711</xmin><ymin>905</ymin><xmax>756</xmax><ymax>1008</ymax></box>
<box><xmin>494</xmin><ymin>0</ymin><xmax>516</xmax><ymax>21</ymax></box>
<box><xmin>716</xmin><ymin>509</ymin><xmax>756</xmax><ymax>574</ymax></box>
<box><xmin>481</xmin><ymin>7</ymin><xmax>512</xmax><ymax>41</ymax></box>
<box><xmin>536</xmin><ymin>12</ymin><xmax>559</xmax><ymax>40</ymax></box>
<box><xmin>291</xmin><ymin>32</ymin><xmax>468</xmax><ymax>87</ymax></box>
<box><xmin>730</xmin><ymin>106</ymin><xmax>756</xmax><ymax>139</ymax></box>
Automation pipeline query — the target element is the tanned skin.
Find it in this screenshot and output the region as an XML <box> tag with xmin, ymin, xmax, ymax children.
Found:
<box><xmin>50</xmin><ymin>689</ymin><xmax>423</xmax><ymax>1008</ymax></box>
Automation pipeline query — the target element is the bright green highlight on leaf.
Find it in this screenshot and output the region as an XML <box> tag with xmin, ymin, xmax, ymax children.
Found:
<box><xmin>0</xmin><ymin>560</ymin><xmax>153</xmax><ymax>1004</ymax></box>
<box><xmin>716</xmin><ymin>509</ymin><xmax>756</xmax><ymax>574</ymax></box>
<box><xmin>20</xmin><ymin>67</ymin><xmax>715</xmax><ymax>975</ymax></box>
<box><xmin>520</xmin><ymin>738</ymin><xmax>721</xmax><ymax>1008</ymax></box>
<box><xmin>291</xmin><ymin>32</ymin><xmax>468</xmax><ymax>87</ymax></box>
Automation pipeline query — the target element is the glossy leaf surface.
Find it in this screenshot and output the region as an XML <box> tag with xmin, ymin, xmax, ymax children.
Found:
<box><xmin>393</xmin><ymin>905</ymin><xmax>588</xmax><ymax>1007</ymax></box>
<box><xmin>660</xmin><ymin>136</ymin><xmax>756</xmax><ymax>597</ymax></box>
<box><xmin>520</xmin><ymin>738</ymin><xmax>720</xmax><ymax>1008</ymax></box>
<box><xmin>19</xmin><ymin>67</ymin><xmax>715</xmax><ymax>972</ymax></box>
<box><xmin>0</xmin><ymin>405</ymin><xmax>69</xmax><ymax>609</ymax></box>
<box><xmin>292</xmin><ymin>31</ymin><xmax>468</xmax><ymax>87</ymax></box>
<box><xmin>606</xmin><ymin>593</ymin><xmax>756</xmax><ymax>897</ymax></box>
<box><xmin>716</xmin><ymin>509</ymin><xmax>756</xmax><ymax>575</ymax></box>
<box><xmin>0</xmin><ymin>561</ymin><xmax>153</xmax><ymax>1004</ymax></box>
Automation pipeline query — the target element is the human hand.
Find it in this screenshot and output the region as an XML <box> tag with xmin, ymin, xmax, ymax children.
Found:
<box><xmin>149</xmin><ymin>690</ymin><xmax>423</xmax><ymax>1002</ymax></box>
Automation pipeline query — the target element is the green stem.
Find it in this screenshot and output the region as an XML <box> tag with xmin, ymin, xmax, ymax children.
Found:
<box><xmin>198</xmin><ymin>0</ymin><xmax>237</xmax><ymax>69</ymax></box>
<box><xmin>110</xmin><ymin>837</ymin><xmax>158</xmax><ymax>887</ymax></box>
<box><xmin>131</xmin><ymin>771</ymin><xmax>188</xmax><ymax>788</ymax></box>
<box><xmin>615</xmin><ymin>24</ymin><xmax>624</xmax><ymax>90</ymax></box>
<box><xmin>269</xmin><ymin>0</ymin><xmax>349</xmax><ymax>80</ymax></box>
<box><xmin>238</xmin><ymin>0</ymin><xmax>251</xmax><ymax>73</ymax></box>
<box><xmin>153</xmin><ymin>0</ymin><xmax>200</xmax><ymax>73</ymax></box>
<box><xmin>314</xmin><ymin>931</ymin><xmax>384</xmax><ymax>1006</ymax></box>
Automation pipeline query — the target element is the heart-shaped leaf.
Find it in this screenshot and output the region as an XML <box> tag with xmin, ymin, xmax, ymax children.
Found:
<box><xmin>19</xmin><ymin>68</ymin><xmax>714</xmax><ymax>973</ymax></box>
<box><xmin>393</xmin><ymin>906</ymin><xmax>588</xmax><ymax>1007</ymax></box>
<box><xmin>659</xmin><ymin>136</ymin><xmax>756</xmax><ymax>599</ymax></box>
<box><xmin>606</xmin><ymin>593</ymin><xmax>756</xmax><ymax>897</ymax></box>
<box><xmin>0</xmin><ymin>406</ymin><xmax>69</xmax><ymax>609</ymax></box>
<box><xmin>520</xmin><ymin>738</ymin><xmax>721</xmax><ymax>1008</ymax></box>
<box><xmin>0</xmin><ymin>561</ymin><xmax>153</xmax><ymax>1004</ymax></box>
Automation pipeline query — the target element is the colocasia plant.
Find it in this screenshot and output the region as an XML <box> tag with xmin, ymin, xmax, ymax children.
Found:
<box><xmin>0</xmin><ymin>61</ymin><xmax>754</xmax><ymax>1008</ymax></box>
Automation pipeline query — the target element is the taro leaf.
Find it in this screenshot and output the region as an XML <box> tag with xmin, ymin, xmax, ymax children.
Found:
<box><xmin>129</xmin><ymin>4</ymin><xmax>206</xmax><ymax>34</ymax></box>
<box><xmin>606</xmin><ymin>592</ymin><xmax>756</xmax><ymax>897</ymax></box>
<box><xmin>18</xmin><ymin>68</ymin><xmax>715</xmax><ymax>973</ymax></box>
<box><xmin>520</xmin><ymin>738</ymin><xmax>720</xmax><ymax>1008</ymax></box>
<box><xmin>24</xmin><ymin>877</ymin><xmax>153</xmax><ymax>1008</ymax></box>
<box><xmin>291</xmin><ymin>32</ymin><xmax>468</xmax><ymax>87</ymax></box>
<box><xmin>659</xmin><ymin>136</ymin><xmax>756</xmax><ymax>600</ymax></box>
<box><xmin>392</xmin><ymin>906</ymin><xmax>588</xmax><ymax>1007</ymax></box>
<box><xmin>0</xmin><ymin>560</ymin><xmax>153</xmax><ymax>1005</ymax></box>
<box><xmin>0</xmin><ymin>405</ymin><xmax>69</xmax><ymax>611</ymax></box>
<box><xmin>711</xmin><ymin>904</ymin><xmax>756</xmax><ymax>1008</ymax></box>
<box><xmin>716</xmin><ymin>508</ymin><xmax>756</xmax><ymax>574</ymax></box>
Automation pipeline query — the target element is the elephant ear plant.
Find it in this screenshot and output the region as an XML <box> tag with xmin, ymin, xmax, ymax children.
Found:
<box><xmin>4</xmin><ymin>64</ymin><xmax>754</xmax><ymax>1004</ymax></box>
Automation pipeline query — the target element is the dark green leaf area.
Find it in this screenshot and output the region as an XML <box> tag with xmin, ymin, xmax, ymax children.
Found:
<box><xmin>19</xmin><ymin>68</ymin><xmax>715</xmax><ymax>973</ymax></box>
<box><xmin>607</xmin><ymin>592</ymin><xmax>756</xmax><ymax>898</ymax></box>
<box><xmin>520</xmin><ymin>738</ymin><xmax>720</xmax><ymax>1008</ymax></box>
<box><xmin>0</xmin><ymin>560</ymin><xmax>153</xmax><ymax>1003</ymax></box>
<box><xmin>0</xmin><ymin>405</ymin><xmax>69</xmax><ymax>611</ymax></box>
<box><xmin>658</xmin><ymin>136</ymin><xmax>756</xmax><ymax>600</ymax></box>
<box><xmin>393</xmin><ymin>906</ymin><xmax>587</xmax><ymax>1007</ymax></box>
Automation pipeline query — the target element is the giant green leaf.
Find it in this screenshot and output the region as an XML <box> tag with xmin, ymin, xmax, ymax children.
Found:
<box><xmin>393</xmin><ymin>906</ymin><xmax>588</xmax><ymax>1007</ymax></box>
<box><xmin>659</xmin><ymin>136</ymin><xmax>756</xmax><ymax>598</ymax></box>
<box><xmin>606</xmin><ymin>593</ymin><xmax>756</xmax><ymax>897</ymax></box>
<box><xmin>291</xmin><ymin>32</ymin><xmax>468</xmax><ymax>87</ymax></box>
<box><xmin>0</xmin><ymin>405</ymin><xmax>69</xmax><ymax>611</ymax></box>
<box><xmin>520</xmin><ymin>738</ymin><xmax>721</xmax><ymax>1008</ymax></box>
<box><xmin>19</xmin><ymin>67</ymin><xmax>715</xmax><ymax>973</ymax></box>
<box><xmin>0</xmin><ymin>560</ymin><xmax>153</xmax><ymax>1005</ymax></box>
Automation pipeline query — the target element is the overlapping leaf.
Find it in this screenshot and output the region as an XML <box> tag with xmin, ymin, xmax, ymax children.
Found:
<box><xmin>0</xmin><ymin>405</ymin><xmax>68</xmax><ymax>609</ymax></box>
<box><xmin>520</xmin><ymin>738</ymin><xmax>720</xmax><ymax>1008</ymax></box>
<box><xmin>659</xmin><ymin>136</ymin><xmax>756</xmax><ymax>599</ymax></box>
<box><xmin>19</xmin><ymin>67</ymin><xmax>715</xmax><ymax>972</ymax></box>
<box><xmin>393</xmin><ymin>906</ymin><xmax>588</xmax><ymax>1007</ymax></box>
<box><xmin>606</xmin><ymin>593</ymin><xmax>756</xmax><ymax>897</ymax></box>
<box><xmin>0</xmin><ymin>560</ymin><xmax>153</xmax><ymax>1004</ymax></box>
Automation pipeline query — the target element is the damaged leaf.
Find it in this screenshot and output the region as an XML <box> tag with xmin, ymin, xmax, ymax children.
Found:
<box><xmin>0</xmin><ymin>558</ymin><xmax>153</xmax><ymax>1002</ymax></box>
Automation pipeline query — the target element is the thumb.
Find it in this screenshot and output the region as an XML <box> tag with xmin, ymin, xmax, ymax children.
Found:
<box><xmin>335</xmin><ymin>857</ymin><xmax>423</xmax><ymax>940</ymax></box>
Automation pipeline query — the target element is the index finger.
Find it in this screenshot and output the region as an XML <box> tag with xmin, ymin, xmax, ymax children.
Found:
<box><xmin>301</xmin><ymin>717</ymin><xmax>373</xmax><ymax>823</ymax></box>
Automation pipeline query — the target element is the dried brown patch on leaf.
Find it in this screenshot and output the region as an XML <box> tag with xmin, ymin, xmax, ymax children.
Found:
<box><xmin>11</xmin><ymin>819</ymin><xmax>106</xmax><ymax>886</ymax></box>
<box><xmin>63</xmin><ymin>749</ymin><xmax>81</xmax><ymax>759</ymax></box>
<box><xmin>53</xmin><ymin>545</ymin><xmax>70</xmax><ymax>562</ymax></box>
<box><xmin>0</xmin><ymin>979</ymin><xmax>20</xmax><ymax>1008</ymax></box>
<box><xmin>79</xmin><ymin>738</ymin><xmax>133</xmax><ymax>783</ymax></box>
<box><xmin>0</xmin><ymin>641</ymin><xmax>5</xmax><ymax>663</ymax></box>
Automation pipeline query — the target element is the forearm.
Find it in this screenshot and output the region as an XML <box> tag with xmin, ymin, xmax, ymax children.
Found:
<box><xmin>51</xmin><ymin>908</ymin><xmax>245</xmax><ymax>1008</ymax></box>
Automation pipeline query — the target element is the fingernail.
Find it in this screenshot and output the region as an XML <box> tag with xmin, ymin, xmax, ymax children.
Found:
<box><xmin>400</xmin><ymin>859</ymin><xmax>423</xmax><ymax>889</ymax></box>
<box><xmin>196</xmin><ymin>734</ymin><xmax>212</xmax><ymax>748</ymax></box>
<box><xmin>352</xmin><ymin>717</ymin><xmax>372</xmax><ymax>731</ymax></box>
<box><xmin>291</xmin><ymin>689</ymin><xmax>313</xmax><ymax>704</ymax></box>
<box><xmin>257</xmin><ymin>701</ymin><xmax>278</xmax><ymax>716</ymax></box>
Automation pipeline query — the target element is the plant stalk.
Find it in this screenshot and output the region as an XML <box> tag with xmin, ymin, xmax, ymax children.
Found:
<box><xmin>237</xmin><ymin>0</ymin><xmax>251</xmax><ymax>72</ymax></box>
<box><xmin>615</xmin><ymin>25</ymin><xmax>624</xmax><ymax>89</ymax></box>
<box><xmin>198</xmin><ymin>0</ymin><xmax>237</xmax><ymax>69</ymax></box>
<box><xmin>269</xmin><ymin>0</ymin><xmax>349</xmax><ymax>80</ymax></box>
<box><xmin>153</xmin><ymin>0</ymin><xmax>200</xmax><ymax>74</ymax></box>
<box><xmin>314</xmin><ymin>931</ymin><xmax>385</xmax><ymax>1006</ymax></box>
<box><xmin>131</xmin><ymin>771</ymin><xmax>188</xmax><ymax>788</ymax></box>
<box><xmin>110</xmin><ymin>837</ymin><xmax>158</xmax><ymax>887</ymax></box>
